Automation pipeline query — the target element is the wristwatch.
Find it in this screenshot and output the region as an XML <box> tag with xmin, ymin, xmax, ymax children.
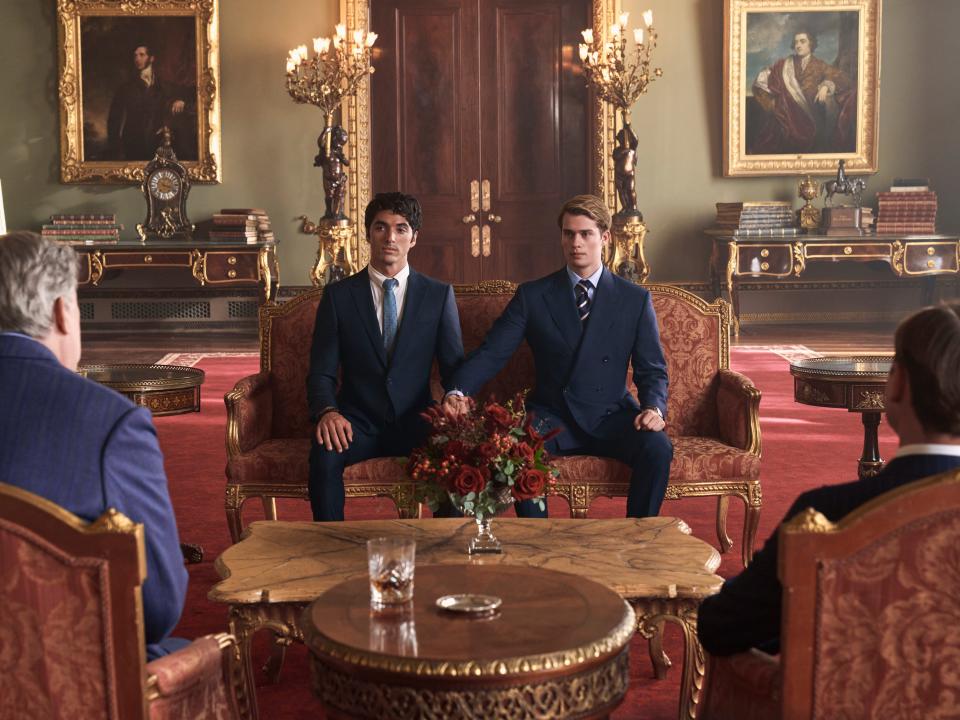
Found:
<box><xmin>644</xmin><ymin>406</ymin><xmax>663</xmax><ymax>419</ymax></box>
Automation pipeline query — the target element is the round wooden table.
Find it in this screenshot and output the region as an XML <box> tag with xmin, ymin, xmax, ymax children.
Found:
<box><xmin>302</xmin><ymin>564</ymin><xmax>636</xmax><ymax>720</ymax></box>
<box><xmin>789</xmin><ymin>355</ymin><xmax>892</xmax><ymax>479</ymax></box>
<box><xmin>80</xmin><ymin>363</ymin><xmax>204</xmax><ymax>416</ymax></box>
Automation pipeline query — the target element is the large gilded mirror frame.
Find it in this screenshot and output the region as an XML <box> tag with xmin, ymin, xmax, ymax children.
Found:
<box><xmin>57</xmin><ymin>0</ymin><xmax>222</xmax><ymax>184</ymax></box>
<box><xmin>339</xmin><ymin>0</ymin><xmax>619</xmax><ymax>269</ymax></box>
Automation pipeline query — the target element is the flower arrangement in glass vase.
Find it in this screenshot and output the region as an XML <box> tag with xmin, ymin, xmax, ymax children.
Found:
<box><xmin>408</xmin><ymin>393</ymin><xmax>560</xmax><ymax>555</ymax></box>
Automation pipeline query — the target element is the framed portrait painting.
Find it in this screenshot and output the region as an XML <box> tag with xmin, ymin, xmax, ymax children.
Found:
<box><xmin>58</xmin><ymin>0</ymin><xmax>221</xmax><ymax>184</ymax></box>
<box><xmin>723</xmin><ymin>0</ymin><xmax>880</xmax><ymax>177</ymax></box>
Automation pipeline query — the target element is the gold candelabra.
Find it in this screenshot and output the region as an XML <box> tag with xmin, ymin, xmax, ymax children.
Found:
<box><xmin>579</xmin><ymin>10</ymin><xmax>662</xmax><ymax>282</ymax></box>
<box><xmin>286</xmin><ymin>24</ymin><xmax>378</xmax><ymax>287</ymax></box>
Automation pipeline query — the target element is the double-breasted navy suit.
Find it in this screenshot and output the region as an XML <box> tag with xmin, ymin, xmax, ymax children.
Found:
<box><xmin>0</xmin><ymin>333</ymin><xmax>188</xmax><ymax>660</ymax></box>
<box><xmin>306</xmin><ymin>267</ymin><xmax>464</xmax><ymax>520</ymax></box>
<box><xmin>451</xmin><ymin>267</ymin><xmax>672</xmax><ymax>517</ymax></box>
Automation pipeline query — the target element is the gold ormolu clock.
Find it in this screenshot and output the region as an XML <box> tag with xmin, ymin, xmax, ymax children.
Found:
<box><xmin>137</xmin><ymin>127</ymin><xmax>193</xmax><ymax>241</ymax></box>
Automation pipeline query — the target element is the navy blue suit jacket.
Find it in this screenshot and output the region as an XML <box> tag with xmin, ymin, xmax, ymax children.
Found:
<box><xmin>697</xmin><ymin>452</ymin><xmax>960</xmax><ymax>656</ymax></box>
<box><xmin>451</xmin><ymin>267</ymin><xmax>668</xmax><ymax>441</ymax></box>
<box><xmin>0</xmin><ymin>333</ymin><xmax>188</xmax><ymax>660</ymax></box>
<box><xmin>307</xmin><ymin>267</ymin><xmax>464</xmax><ymax>433</ymax></box>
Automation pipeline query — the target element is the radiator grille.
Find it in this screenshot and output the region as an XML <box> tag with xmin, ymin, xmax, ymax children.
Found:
<box><xmin>79</xmin><ymin>302</ymin><xmax>95</xmax><ymax>320</ymax></box>
<box><xmin>110</xmin><ymin>301</ymin><xmax>211</xmax><ymax>320</ymax></box>
<box><xmin>227</xmin><ymin>300</ymin><xmax>259</xmax><ymax>318</ymax></box>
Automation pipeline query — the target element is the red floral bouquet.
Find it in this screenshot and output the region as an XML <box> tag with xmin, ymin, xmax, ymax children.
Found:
<box><xmin>408</xmin><ymin>392</ymin><xmax>559</xmax><ymax>521</ymax></box>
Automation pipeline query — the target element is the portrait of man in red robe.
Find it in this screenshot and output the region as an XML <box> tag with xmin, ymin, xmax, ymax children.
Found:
<box><xmin>747</xmin><ymin>26</ymin><xmax>857</xmax><ymax>155</ymax></box>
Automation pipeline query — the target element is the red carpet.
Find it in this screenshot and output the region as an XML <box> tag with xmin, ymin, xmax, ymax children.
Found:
<box><xmin>154</xmin><ymin>349</ymin><xmax>897</xmax><ymax>719</ymax></box>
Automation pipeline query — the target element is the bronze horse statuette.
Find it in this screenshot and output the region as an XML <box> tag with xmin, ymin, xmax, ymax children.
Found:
<box><xmin>822</xmin><ymin>159</ymin><xmax>867</xmax><ymax>207</ymax></box>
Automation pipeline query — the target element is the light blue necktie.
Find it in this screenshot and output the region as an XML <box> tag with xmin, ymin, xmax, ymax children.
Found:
<box><xmin>382</xmin><ymin>277</ymin><xmax>399</xmax><ymax>353</ymax></box>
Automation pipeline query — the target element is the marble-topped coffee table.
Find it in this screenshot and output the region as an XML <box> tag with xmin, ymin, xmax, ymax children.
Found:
<box><xmin>211</xmin><ymin>517</ymin><xmax>723</xmax><ymax>720</ymax></box>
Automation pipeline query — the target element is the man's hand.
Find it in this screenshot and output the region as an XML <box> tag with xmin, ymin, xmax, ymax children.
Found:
<box><xmin>815</xmin><ymin>85</ymin><xmax>831</xmax><ymax>104</ymax></box>
<box><xmin>316</xmin><ymin>411</ymin><xmax>353</xmax><ymax>452</ymax></box>
<box><xmin>442</xmin><ymin>393</ymin><xmax>470</xmax><ymax>417</ymax></box>
<box><xmin>171</xmin><ymin>99</ymin><xmax>186</xmax><ymax>114</ymax></box>
<box><xmin>634</xmin><ymin>408</ymin><xmax>665</xmax><ymax>432</ymax></box>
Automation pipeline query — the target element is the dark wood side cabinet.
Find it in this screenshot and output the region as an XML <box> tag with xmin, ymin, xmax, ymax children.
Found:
<box><xmin>707</xmin><ymin>231</ymin><xmax>960</xmax><ymax>330</ymax></box>
<box><xmin>73</xmin><ymin>239</ymin><xmax>279</xmax><ymax>303</ymax></box>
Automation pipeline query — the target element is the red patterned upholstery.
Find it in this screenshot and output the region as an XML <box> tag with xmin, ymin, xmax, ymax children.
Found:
<box><xmin>225</xmin><ymin>281</ymin><xmax>762</xmax><ymax>564</ymax></box>
<box><xmin>0</xmin><ymin>483</ymin><xmax>248</xmax><ymax>720</ymax></box>
<box><xmin>700</xmin><ymin>469</ymin><xmax>960</xmax><ymax>720</ymax></box>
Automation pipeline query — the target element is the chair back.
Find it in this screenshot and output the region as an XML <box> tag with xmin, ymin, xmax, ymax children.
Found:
<box><xmin>0</xmin><ymin>483</ymin><xmax>148</xmax><ymax>720</ymax></box>
<box><xmin>258</xmin><ymin>281</ymin><xmax>730</xmax><ymax>439</ymax></box>
<box><xmin>778</xmin><ymin>468</ymin><xmax>960</xmax><ymax>720</ymax></box>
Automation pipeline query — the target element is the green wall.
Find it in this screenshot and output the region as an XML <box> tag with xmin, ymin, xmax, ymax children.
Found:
<box><xmin>1</xmin><ymin>0</ymin><xmax>958</xmax><ymax>287</ymax></box>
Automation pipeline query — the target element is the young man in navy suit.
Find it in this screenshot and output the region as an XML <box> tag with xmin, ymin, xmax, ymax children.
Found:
<box><xmin>444</xmin><ymin>194</ymin><xmax>672</xmax><ymax>519</ymax></box>
<box><xmin>0</xmin><ymin>232</ymin><xmax>188</xmax><ymax>661</ymax></box>
<box><xmin>307</xmin><ymin>192</ymin><xmax>464</xmax><ymax>521</ymax></box>
<box><xmin>698</xmin><ymin>302</ymin><xmax>960</xmax><ymax>656</ymax></box>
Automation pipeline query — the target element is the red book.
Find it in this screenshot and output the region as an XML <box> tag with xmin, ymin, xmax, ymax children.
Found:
<box><xmin>876</xmin><ymin>191</ymin><xmax>937</xmax><ymax>201</ymax></box>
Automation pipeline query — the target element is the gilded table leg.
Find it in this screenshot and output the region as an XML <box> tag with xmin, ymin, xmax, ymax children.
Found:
<box><xmin>635</xmin><ymin>598</ymin><xmax>706</xmax><ymax>720</ymax></box>
<box><xmin>647</xmin><ymin>620</ymin><xmax>671</xmax><ymax>680</ymax></box>
<box><xmin>229</xmin><ymin>605</ymin><xmax>263</xmax><ymax>720</ymax></box>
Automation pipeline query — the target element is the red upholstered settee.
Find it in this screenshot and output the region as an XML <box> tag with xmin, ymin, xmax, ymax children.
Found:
<box><xmin>226</xmin><ymin>282</ymin><xmax>762</xmax><ymax>564</ymax></box>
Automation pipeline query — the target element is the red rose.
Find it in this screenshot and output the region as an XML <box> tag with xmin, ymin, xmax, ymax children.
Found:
<box><xmin>475</xmin><ymin>442</ymin><xmax>498</xmax><ymax>462</ymax></box>
<box><xmin>452</xmin><ymin>465</ymin><xmax>487</xmax><ymax>496</ymax></box>
<box><xmin>514</xmin><ymin>441</ymin><xmax>535</xmax><ymax>463</ymax></box>
<box><xmin>513</xmin><ymin>468</ymin><xmax>547</xmax><ymax>500</ymax></box>
<box><xmin>444</xmin><ymin>440</ymin><xmax>469</xmax><ymax>460</ymax></box>
<box><xmin>485</xmin><ymin>403</ymin><xmax>514</xmax><ymax>430</ymax></box>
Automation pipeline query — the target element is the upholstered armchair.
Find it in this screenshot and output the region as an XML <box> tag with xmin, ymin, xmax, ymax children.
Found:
<box><xmin>0</xmin><ymin>483</ymin><xmax>248</xmax><ymax>720</ymax></box>
<box><xmin>699</xmin><ymin>467</ymin><xmax>960</xmax><ymax>719</ymax></box>
<box><xmin>225</xmin><ymin>282</ymin><xmax>761</xmax><ymax>565</ymax></box>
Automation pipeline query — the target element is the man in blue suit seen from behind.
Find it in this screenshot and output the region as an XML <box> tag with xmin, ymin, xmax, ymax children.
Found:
<box><xmin>444</xmin><ymin>194</ymin><xmax>672</xmax><ymax>518</ymax></box>
<box><xmin>0</xmin><ymin>231</ymin><xmax>188</xmax><ymax>661</ymax></box>
<box><xmin>307</xmin><ymin>192</ymin><xmax>464</xmax><ymax>521</ymax></box>
<box><xmin>698</xmin><ymin>301</ymin><xmax>960</xmax><ymax>656</ymax></box>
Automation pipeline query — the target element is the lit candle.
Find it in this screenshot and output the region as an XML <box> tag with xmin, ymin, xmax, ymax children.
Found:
<box><xmin>286</xmin><ymin>58</ymin><xmax>296</xmax><ymax>73</ymax></box>
<box><xmin>619</xmin><ymin>12</ymin><xmax>630</xmax><ymax>27</ymax></box>
<box><xmin>578</xmin><ymin>43</ymin><xmax>588</xmax><ymax>60</ymax></box>
<box><xmin>581</xmin><ymin>28</ymin><xmax>594</xmax><ymax>44</ymax></box>
<box><xmin>298</xmin><ymin>44</ymin><xmax>308</xmax><ymax>60</ymax></box>
<box><xmin>313</xmin><ymin>37</ymin><xmax>323</xmax><ymax>54</ymax></box>
<box><xmin>335</xmin><ymin>23</ymin><xmax>347</xmax><ymax>39</ymax></box>
<box><xmin>333</xmin><ymin>35</ymin><xmax>342</xmax><ymax>49</ymax></box>
<box><xmin>634</xmin><ymin>28</ymin><xmax>644</xmax><ymax>44</ymax></box>
<box><xmin>643</xmin><ymin>10</ymin><xmax>653</xmax><ymax>27</ymax></box>
<box><xmin>366</xmin><ymin>31</ymin><xmax>378</xmax><ymax>47</ymax></box>
<box><xmin>353</xmin><ymin>29</ymin><xmax>365</xmax><ymax>46</ymax></box>
<box><xmin>610</xmin><ymin>23</ymin><xmax>620</xmax><ymax>37</ymax></box>
<box><xmin>319</xmin><ymin>37</ymin><xmax>331</xmax><ymax>53</ymax></box>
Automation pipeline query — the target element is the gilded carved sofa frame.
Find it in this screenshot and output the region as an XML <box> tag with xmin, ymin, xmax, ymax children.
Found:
<box><xmin>225</xmin><ymin>282</ymin><xmax>762</xmax><ymax>565</ymax></box>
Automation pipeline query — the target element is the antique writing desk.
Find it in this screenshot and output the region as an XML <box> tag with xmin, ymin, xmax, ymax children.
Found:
<box><xmin>211</xmin><ymin>517</ymin><xmax>722</xmax><ymax>720</ymax></box>
<box><xmin>72</xmin><ymin>238</ymin><xmax>279</xmax><ymax>302</ymax></box>
<box><xmin>303</xmin><ymin>564</ymin><xmax>636</xmax><ymax>719</ymax></box>
<box><xmin>707</xmin><ymin>231</ymin><xmax>959</xmax><ymax>330</ymax></box>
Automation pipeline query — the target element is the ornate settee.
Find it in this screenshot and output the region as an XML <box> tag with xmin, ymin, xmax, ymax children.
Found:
<box><xmin>225</xmin><ymin>282</ymin><xmax>762</xmax><ymax>564</ymax></box>
<box><xmin>699</xmin><ymin>467</ymin><xmax>960</xmax><ymax>719</ymax></box>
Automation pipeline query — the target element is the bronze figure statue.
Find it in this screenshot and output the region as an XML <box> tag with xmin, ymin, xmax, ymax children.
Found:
<box><xmin>613</xmin><ymin>120</ymin><xmax>640</xmax><ymax>216</ymax></box>
<box><xmin>823</xmin><ymin>159</ymin><xmax>866</xmax><ymax>207</ymax></box>
<box><xmin>315</xmin><ymin>124</ymin><xmax>350</xmax><ymax>220</ymax></box>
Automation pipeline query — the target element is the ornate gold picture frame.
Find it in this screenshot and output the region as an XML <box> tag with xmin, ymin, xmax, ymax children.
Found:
<box><xmin>57</xmin><ymin>0</ymin><xmax>221</xmax><ymax>184</ymax></box>
<box><xmin>723</xmin><ymin>0</ymin><xmax>880</xmax><ymax>177</ymax></box>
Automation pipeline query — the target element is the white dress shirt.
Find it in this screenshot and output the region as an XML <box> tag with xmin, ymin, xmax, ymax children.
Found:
<box><xmin>566</xmin><ymin>264</ymin><xmax>604</xmax><ymax>302</ymax></box>
<box><xmin>367</xmin><ymin>263</ymin><xmax>410</xmax><ymax>333</ymax></box>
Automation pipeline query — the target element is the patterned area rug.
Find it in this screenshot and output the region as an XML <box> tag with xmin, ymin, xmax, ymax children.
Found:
<box><xmin>156</xmin><ymin>351</ymin><xmax>259</xmax><ymax>367</ymax></box>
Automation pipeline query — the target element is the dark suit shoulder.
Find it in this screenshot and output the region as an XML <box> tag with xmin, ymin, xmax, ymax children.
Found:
<box><xmin>606</xmin><ymin>271</ymin><xmax>650</xmax><ymax>299</ymax></box>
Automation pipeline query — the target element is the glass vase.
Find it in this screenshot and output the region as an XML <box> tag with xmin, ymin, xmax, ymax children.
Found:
<box><xmin>467</xmin><ymin>515</ymin><xmax>502</xmax><ymax>555</ymax></box>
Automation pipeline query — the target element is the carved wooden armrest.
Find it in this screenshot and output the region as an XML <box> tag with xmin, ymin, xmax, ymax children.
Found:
<box><xmin>716</xmin><ymin>369</ymin><xmax>762</xmax><ymax>455</ymax></box>
<box><xmin>146</xmin><ymin>633</ymin><xmax>245</xmax><ymax>719</ymax></box>
<box><xmin>224</xmin><ymin>371</ymin><xmax>273</xmax><ymax>457</ymax></box>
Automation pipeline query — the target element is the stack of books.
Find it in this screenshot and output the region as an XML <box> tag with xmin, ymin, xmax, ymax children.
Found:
<box><xmin>875</xmin><ymin>179</ymin><xmax>936</xmax><ymax>234</ymax></box>
<box><xmin>714</xmin><ymin>201</ymin><xmax>799</xmax><ymax>236</ymax></box>
<box><xmin>42</xmin><ymin>213</ymin><xmax>122</xmax><ymax>244</ymax></box>
<box><xmin>207</xmin><ymin>208</ymin><xmax>275</xmax><ymax>244</ymax></box>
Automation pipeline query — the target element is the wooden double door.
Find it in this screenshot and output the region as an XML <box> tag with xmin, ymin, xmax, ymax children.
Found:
<box><xmin>371</xmin><ymin>0</ymin><xmax>592</xmax><ymax>283</ymax></box>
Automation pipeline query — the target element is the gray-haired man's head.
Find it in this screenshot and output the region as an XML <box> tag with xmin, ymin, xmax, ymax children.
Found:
<box><xmin>0</xmin><ymin>232</ymin><xmax>82</xmax><ymax>369</ymax></box>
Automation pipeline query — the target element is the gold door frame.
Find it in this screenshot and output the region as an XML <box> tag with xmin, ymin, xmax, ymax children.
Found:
<box><xmin>339</xmin><ymin>0</ymin><xmax>618</xmax><ymax>269</ymax></box>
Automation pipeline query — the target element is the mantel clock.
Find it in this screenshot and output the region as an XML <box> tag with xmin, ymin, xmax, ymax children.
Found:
<box><xmin>137</xmin><ymin>127</ymin><xmax>193</xmax><ymax>241</ymax></box>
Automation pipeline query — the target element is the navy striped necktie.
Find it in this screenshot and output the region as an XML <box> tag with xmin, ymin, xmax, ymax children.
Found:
<box><xmin>575</xmin><ymin>279</ymin><xmax>592</xmax><ymax>323</ymax></box>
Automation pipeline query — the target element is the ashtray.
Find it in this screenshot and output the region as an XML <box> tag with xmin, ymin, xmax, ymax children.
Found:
<box><xmin>435</xmin><ymin>593</ymin><xmax>502</xmax><ymax>616</ymax></box>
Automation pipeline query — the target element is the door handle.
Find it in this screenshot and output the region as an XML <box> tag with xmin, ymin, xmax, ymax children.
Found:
<box><xmin>471</xmin><ymin>225</ymin><xmax>480</xmax><ymax>257</ymax></box>
<box><xmin>481</xmin><ymin>179</ymin><xmax>491</xmax><ymax>211</ymax></box>
<box><xmin>487</xmin><ymin>214</ymin><xmax>501</xmax><ymax>224</ymax></box>
<box><xmin>470</xmin><ymin>180</ymin><xmax>480</xmax><ymax>213</ymax></box>
<box><xmin>481</xmin><ymin>224</ymin><xmax>491</xmax><ymax>257</ymax></box>
<box><xmin>462</xmin><ymin>214</ymin><xmax>476</xmax><ymax>224</ymax></box>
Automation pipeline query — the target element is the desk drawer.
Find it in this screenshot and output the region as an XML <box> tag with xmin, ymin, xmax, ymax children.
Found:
<box><xmin>102</xmin><ymin>251</ymin><xmax>193</xmax><ymax>268</ymax></box>
<box><xmin>903</xmin><ymin>242</ymin><xmax>959</xmax><ymax>274</ymax></box>
<box><xmin>737</xmin><ymin>245</ymin><xmax>792</xmax><ymax>276</ymax></box>
<box><xmin>204</xmin><ymin>251</ymin><xmax>260</xmax><ymax>282</ymax></box>
<box><xmin>804</xmin><ymin>243</ymin><xmax>889</xmax><ymax>260</ymax></box>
